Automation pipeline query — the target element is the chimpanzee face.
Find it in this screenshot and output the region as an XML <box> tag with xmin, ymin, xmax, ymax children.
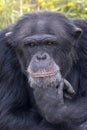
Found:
<box><xmin>6</xmin><ymin>11</ymin><xmax>82</xmax><ymax>89</ymax></box>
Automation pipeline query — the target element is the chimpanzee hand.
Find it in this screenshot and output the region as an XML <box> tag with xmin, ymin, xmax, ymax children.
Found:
<box><xmin>63</xmin><ymin>79</ymin><xmax>75</xmax><ymax>99</ymax></box>
<box><xmin>33</xmin><ymin>79</ymin><xmax>75</xmax><ymax>124</ymax></box>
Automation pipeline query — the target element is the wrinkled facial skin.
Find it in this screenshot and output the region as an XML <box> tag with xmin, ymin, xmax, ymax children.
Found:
<box><xmin>27</xmin><ymin>51</ymin><xmax>62</xmax><ymax>88</ymax></box>
<box><xmin>8</xmin><ymin>12</ymin><xmax>81</xmax><ymax>89</ymax></box>
<box><xmin>17</xmin><ymin>38</ymin><xmax>73</xmax><ymax>89</ymax></box>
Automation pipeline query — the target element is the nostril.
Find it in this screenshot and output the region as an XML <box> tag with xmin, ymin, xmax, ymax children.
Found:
<box><xmin>36</xmin><ymin>53</ymin><xmax>47</xmax><ymax>60</ymax></box>
<box><xmin>42</xmin><ymin>54</ymin><xmax>47</xmax><ymax>60</ymax></box>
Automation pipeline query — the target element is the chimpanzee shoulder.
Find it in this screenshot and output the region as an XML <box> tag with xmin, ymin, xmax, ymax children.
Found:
<box><xmin>72</xmin><ymin>19</ymin><xmax>87</xmax><ymax>78</ymax></box>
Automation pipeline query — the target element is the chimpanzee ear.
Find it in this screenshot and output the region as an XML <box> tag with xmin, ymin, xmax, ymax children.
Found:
<box><xmin>5</xmin><ymin>25</ymin><xmax>15</xmax><ymax>44</ymax></box>
<box><xmin>74</xmin><ymin>27</ymin><xmax>82</xmax><ymax>39</ymax></box>
<box><xmin>5</xmin><ymin>31</ymin><xmax>13</xmax><ymax>45</ymax></box>
<box><xmin>5</xmin><ymin>32</ymin><xmax>12</xmax><ymax>37</ymax></box>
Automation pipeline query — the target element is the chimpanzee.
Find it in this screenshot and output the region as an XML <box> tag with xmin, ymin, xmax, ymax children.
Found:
<box><xmin>0</xmin><ymin>11</ymin><xmax>87</xmax><ymax>130</ymax></box>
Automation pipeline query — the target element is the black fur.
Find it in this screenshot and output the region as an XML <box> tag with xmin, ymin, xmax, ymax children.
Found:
<box><xmin>0</xmin><ymin>11</ymin><xmax>87</xmax><ymax>130</ymax></box>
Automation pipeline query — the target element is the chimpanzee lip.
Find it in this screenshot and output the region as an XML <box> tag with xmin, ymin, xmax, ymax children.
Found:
<box><xmin>30</xmin><ymin>70</ymin><xmax>58</xmax><ymax>78</ymax></box>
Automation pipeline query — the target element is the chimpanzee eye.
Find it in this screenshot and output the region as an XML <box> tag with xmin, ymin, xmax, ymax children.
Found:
<box><xmin>29</xmin><ymin>43</ymin><xmax>35</xmax><ymax>46</ymax></box>
<box><xmin>48</xmin><ymin>42</ymin><xmax>52</xmax><ymax>45</ymax></box>
<box><xmin>24</xmin><ymin>42</ymin><xmax>36</xmax><ymax>47</ymax></box>
<box><xmin>47</xmin><ymin>42</ymin><xmax>57</xmax><ymax>46</ymax></box>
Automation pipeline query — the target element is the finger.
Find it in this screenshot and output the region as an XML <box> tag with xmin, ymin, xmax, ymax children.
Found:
<box><xmin>57</xmin><ymin>80</ymin><xmax>64</xmax><ymax>103</ymax></box>
<box><xmin>64</xmin><ymin>93</ymin><xmax>73</xmax><ymax>99</ymax></box>
<box><xmin>64</xmin><ymin>79</ymin><xmax>76</xmax><ymax>95</ymax></box>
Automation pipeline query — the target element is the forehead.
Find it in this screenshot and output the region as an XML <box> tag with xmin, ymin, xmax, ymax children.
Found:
<box><xmin>12</xmin><ymin>12</ymin><xmax>75</xmax><ymax>45</ymax></box>
<box><xmin>15</xmin><ymin>12</ymin><xmax>67</xmax><ymax>37</ymax></box>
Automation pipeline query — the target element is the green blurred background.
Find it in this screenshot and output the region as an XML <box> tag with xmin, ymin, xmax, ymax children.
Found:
<box><xmin>0</xmin><ymin>0</ymin><xmax>87</xmax><ymax>29</ymax></box>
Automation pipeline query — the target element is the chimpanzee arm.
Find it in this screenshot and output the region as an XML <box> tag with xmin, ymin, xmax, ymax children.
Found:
<box><xmin>33</xmin><ymin>82</ymin><xmax>87</xmax><ymax>126</ymax></box>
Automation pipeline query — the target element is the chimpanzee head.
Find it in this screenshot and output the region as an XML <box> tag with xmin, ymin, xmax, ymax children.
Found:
<box><xmin>6</xmin><ymin>11</ymin><xmax>82</xmax><ymax>89</ymax></box>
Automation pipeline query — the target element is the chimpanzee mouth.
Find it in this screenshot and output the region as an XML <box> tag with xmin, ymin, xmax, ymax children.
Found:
<box><xmin>27</xmin><ymin>65</ymin><xmax>61</xmax><ymax>88</ymax></box>
<box><xmin>30</xmin><ymin>70</ymin><xmax>58</xmax><ymax>78</ymax></box>
<box><xmin>27</xmin><ymin>68</ymin><xmax>62</xmax><ymax>89</ymax></box>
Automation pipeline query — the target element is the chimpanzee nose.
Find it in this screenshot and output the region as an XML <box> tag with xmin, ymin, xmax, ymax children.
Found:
<box><xmin>36</xmin><ymin>52</ymin><xmax>49</xmax><ymax>61</ymax></box>
<box><xmin>30</xmin><ymin>52</ymin><xmax>52</xmax><ymax>72</ymax></box>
